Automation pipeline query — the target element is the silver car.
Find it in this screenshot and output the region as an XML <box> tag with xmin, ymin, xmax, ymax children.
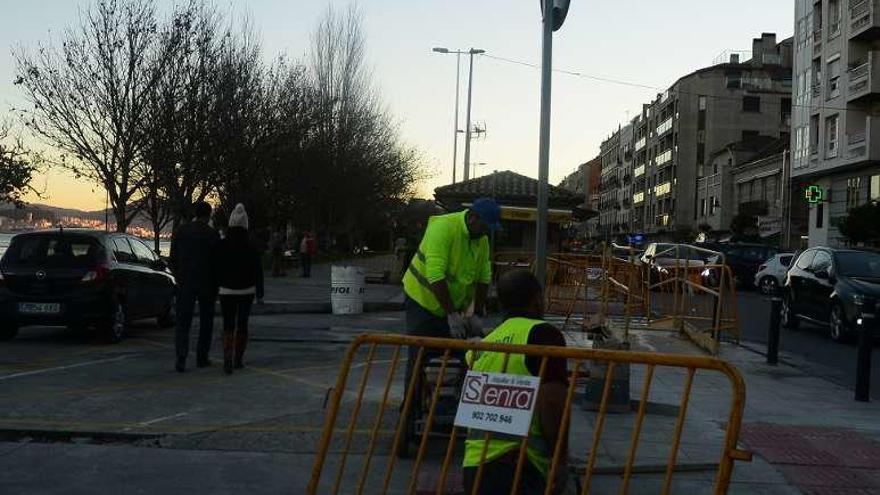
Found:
<box><xmin>753</xmin><ymin>253</ymin><xmax>795</xmax><ymax>294</ymax></box>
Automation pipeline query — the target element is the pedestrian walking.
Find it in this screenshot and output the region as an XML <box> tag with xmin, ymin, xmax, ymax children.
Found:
<box><xmin>170</xmin><ymin>201</ymin><xmax>220</xmax><ymax>372</ymax></box>
<box><xmin>217</xmin><ymin>204</ymin><xmax>264</xmax><ymax>375</ymax></box>
<box><xmin>270</xmin><ymin>229</ymin><xmax>286</xmax><ymax>277</ymax></box>
<box><xmin>300</xmin><ymin>231</ymin><xmax>317</xmax><ymax>278</ymax></box>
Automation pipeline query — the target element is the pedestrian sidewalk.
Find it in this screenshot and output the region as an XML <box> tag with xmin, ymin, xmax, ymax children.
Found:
<box><xmin>255</xmin><ymin>255</ymin><xmax>404</xmax><ymax>314</ymax></box>
<box><xmin>565</xmin><ymin>327</ymin><xmax>880</xmax><ymax>494</ymax></box>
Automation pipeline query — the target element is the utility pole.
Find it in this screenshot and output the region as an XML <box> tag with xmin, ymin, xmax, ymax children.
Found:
<box><xmin>463</xmin><ymin>48</ymin><xmax>483</xmax><ymax>181</ymax></box>
<box><xmin>452</xmin><ymin>51</ymin><xmax>461</xmax><ymax>183</ymax></box>
<box><xmin>535</xmin><ymin>0</ymin><xmax>571</xmax><ymax>285</ymax></box>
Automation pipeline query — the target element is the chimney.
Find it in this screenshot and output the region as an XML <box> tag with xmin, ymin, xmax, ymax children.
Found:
<box><xmin>730</xmin><ymin>53</ymin><xmax>740</xmax><ymax>64</ymax></box>
<box><xmin>752</xmin><ymin>38</ymin><xmax>763</xmax><ymax>62</ymax></box>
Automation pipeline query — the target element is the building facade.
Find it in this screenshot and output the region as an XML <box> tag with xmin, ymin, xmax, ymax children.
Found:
<box><xmin>598</xmin><ymin>124</ymin><xmax>633</xmax><ymax>238</ymax></box>
<box><xmin>792</xmin><ymin>0</ymin><xmax>880</xmax><ymax>247</ymax></box>
<box><xmin>598</xmin><ymin>33</ymin><xmax>793</xmax><ymax>241</ymax></box>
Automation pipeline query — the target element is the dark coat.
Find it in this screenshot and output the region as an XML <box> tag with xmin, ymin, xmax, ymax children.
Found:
<box><xmin>216</xmin><ymin>227</ymin><xmax>265</xmax><ymax>299</ymax></box>
<box><xmin>170</xmin><ymin>220</ymin><xmax>221</xmax><ymax>292</ymax></box>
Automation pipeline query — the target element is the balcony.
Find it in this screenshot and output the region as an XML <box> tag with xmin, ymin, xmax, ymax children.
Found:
<box><xmin>847</xmin><ymin>51</ymin><xmax>880</xmax><ymax>102</ymax></box>
<box><xmin>844</xmin><ymin>116</ymin><xmax>880</xmax><ymax>163</ymax></box>
<box><xmin>813</xmin><ymin>28</ymin><xmax>823</xmax><ymax>53</ymax></box>
<box><xmin>812</xmin><ymin>84</ymin><xmax>822</xmax><ymax>99</ymax></box>
<box><xmin>850</xmin><ymin>0</ymin><xmax>880</xmax><ymax>40</ymax></box>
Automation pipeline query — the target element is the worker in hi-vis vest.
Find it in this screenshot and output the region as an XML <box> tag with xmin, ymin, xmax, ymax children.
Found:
<box><xmin>463</xmin><ymin>270</ymin><xmax>569</xmax><ymax>495</ymax></box>
<box><xmin>402</xmin><ymin>197</ymin><xmax>501</xmax><ymax>341</ymax></box>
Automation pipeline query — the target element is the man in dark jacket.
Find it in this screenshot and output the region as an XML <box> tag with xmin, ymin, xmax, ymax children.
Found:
<box><xmin>170</xmin><ymin>201</ymin><xmax>221</xmax><ymax>372</ymax></box>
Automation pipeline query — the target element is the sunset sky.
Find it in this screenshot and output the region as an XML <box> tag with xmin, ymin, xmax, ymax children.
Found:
<box><xmin>0</xmin><ymin>0</ymin><xmax>793</xmax><ymax>211</ymax></box>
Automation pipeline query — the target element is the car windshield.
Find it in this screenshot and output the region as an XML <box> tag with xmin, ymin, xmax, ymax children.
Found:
<box><xmin>835</xmin><ymin>251</ymin><xmax>880</xmax><ymax>278</ymax></box>
<box><xmin>2</xmin><ymin>234</ymin><xmax>103</xmax><ymax>268</ymax></box>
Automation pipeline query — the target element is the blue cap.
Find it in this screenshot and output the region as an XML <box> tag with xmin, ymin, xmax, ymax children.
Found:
<box><xmin>470</xmin><ymin>197</ymin><xmax>502</xmax><ymax>232</ymax></box>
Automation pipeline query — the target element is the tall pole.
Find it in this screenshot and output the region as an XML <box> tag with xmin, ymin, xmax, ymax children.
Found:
<box><xmin>535</xmin><ymin>0</ymin><xmax>554</xmax><ymax>286</ymax></box>
<box><xmin>452</xmin><ymin>52</ymin><xmax>462</xmax><ymax>184</ymax></box>
<box><xmin>463</xmin><ymin>50</ymin><xmax>476</xmax><ymax>181</ymax></box>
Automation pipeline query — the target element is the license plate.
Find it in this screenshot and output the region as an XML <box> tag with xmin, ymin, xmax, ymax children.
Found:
<box><xmin>18</xmin><ymin>302</ymin><xmax>61</xmax><ymax>314</ymax></box>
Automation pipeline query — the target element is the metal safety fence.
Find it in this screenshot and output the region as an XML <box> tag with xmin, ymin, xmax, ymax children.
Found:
<box><xmin>307</xmin><ymin>333</ymin><xmax>751</xmax><ymax>495</ymax></box>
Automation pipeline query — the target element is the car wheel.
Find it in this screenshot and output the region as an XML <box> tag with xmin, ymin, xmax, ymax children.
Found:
<box><xmin>759</xmin><ymin>276</ymin><xmax>778</xmax><ymax>295</ymax></box>
<box><xmin>157</xmin><ymin>294</ymin><xmax>177</xmax><ymax>329</ymax></box>
<box><xmin>0</xmin><ymin>324</ymin><xmax>18</xmax><ymax>341</ymax></box>
<box><xmin>781</xmin><ymin>293</ymin><xmax>799</xmax><ymax>329</ymax></box>
<box><xmin>829</xmin><ymin>303</ymin><xmax>849</xmax><ymax>343</ymax></box>
<box><xmin>103</xmin><ymin>301</ymin><xmax>128</xmax><ymax>343</ymax></box>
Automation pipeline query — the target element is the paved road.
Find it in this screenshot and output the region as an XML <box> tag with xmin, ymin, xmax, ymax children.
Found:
<box><xmin>736</xmin><ymin>290</ymin><xmax>880</xmax><ymax>399</ymax></box>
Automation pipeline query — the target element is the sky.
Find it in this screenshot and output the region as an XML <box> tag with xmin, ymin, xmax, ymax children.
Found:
<box><xmin>0</xmin><ymin>0</ymin><xmax>794</xmax><ymax>211</ymax></box>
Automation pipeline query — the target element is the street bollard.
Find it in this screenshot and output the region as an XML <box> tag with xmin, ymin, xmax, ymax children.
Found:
<box><xmin>766</xmin><ymin>296</ymin><xmax>782</xmax><ymax>365</ymax></box>
<box><xmin>855</xmin><ymin>299</ymin><xmax>873</xmax><ymax>402</ymax></box>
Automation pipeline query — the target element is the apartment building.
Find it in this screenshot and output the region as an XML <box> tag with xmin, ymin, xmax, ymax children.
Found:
<box><xmin>597</xmin><ymin>33</ymin><xmax>793</xmax><ymax>241</ymax></box>
<box><xmin>598</xmin><ymin>124</ymin><xmax>633</xmax><ymax>237</ymax></box>
<box><xmin>559</xmin><ymin>156</ymin><xmax>602</xmax><ymax>237</ymax></box>
<box><xmin>792</xmin><ymin>0</ymin><xmax>880</xmax><ymax>247</ymax></box>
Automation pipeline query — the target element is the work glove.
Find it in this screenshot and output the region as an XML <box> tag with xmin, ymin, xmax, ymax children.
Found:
<box><xmin>447</xmin><ymin>312</ymin><xmax>467</xmax><ymax>339</ymax></box>
<box><xmin>465</xmin><ymin>315</ymin><xmax>485</xmax><ymax>338</ymax></box>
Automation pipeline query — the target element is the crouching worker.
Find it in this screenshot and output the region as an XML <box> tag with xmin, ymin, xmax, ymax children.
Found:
<box><xmin>463</xmin><ymin>269</ymin><xmax>570</xmax><ymax>495</ymax></box>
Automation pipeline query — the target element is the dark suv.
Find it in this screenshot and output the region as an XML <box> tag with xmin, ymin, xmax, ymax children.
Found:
<box><xmin>0</xmin><ymin>230</ymin><xmax>177</xmax><ymax>342</ymax></box>
<box><xmin>701</xmin><ymin>242</ymin><xmax>782</xmax><ymax>289</ymax></box>
<box><xmin>781</xmin><ymin>247</ymin><xmax>880</xmax><ymax>342</ymax></box>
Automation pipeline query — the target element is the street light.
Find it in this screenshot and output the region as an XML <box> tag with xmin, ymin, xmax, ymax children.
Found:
<box><xmin>433</xmin><ymin>46</ymin><xmax>485</xmax><ymax>183</ymax></box>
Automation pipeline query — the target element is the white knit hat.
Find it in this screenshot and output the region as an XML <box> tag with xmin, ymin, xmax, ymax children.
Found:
<box><xmin>228</xmin><ymin>203</ymin><xmax>249</xmax><ymax>230</ymax></box>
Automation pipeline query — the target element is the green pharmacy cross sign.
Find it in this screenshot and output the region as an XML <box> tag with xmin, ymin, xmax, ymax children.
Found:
<box><xmin>805</xmin><ymin>185</ymin><xmax>825</xmax><ymax>203</ymax></box>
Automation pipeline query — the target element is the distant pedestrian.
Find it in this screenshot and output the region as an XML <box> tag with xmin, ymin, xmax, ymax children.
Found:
<box><xmin>170</xmin><ymin>201</ymin><xmax>220</xmax><ymax>372</ymax></box>
<box><xmin>300</xmin><ymin>231</ymin><xmax>317</xmax><ymax>278</ymax></box>
<box><xmin>270</xmin><ymin>229</ymin><xmax>286</xmax><ymax>277</ymax></box>
<box><xmin>217</xmin><ymin>204</ymin><xmax>264</xmax><ymax>375</ymax></box>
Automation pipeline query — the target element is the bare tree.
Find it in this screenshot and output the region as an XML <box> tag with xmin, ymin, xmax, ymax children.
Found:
<box><xmin>14</xmin><ymin>0</ymin><xmax>168</xmax><ymax>231</ymax></box>
<box><xmin>0</xmin><ymin>123</ymin><xmax>40</xmax><ymax>207</ymax></box>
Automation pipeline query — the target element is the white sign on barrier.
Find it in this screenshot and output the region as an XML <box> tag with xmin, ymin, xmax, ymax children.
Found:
<box><xmin>453</xmin><ymin>371</ymin><xmax>540</xmax><ymax>437</ymax></box>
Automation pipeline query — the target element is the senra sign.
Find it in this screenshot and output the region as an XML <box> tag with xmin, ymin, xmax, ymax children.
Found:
<box><xmin>461</xmin><ymin>373</ymin><xmax>537</xmax><ymax>411</ymax></box>
<box><xmin>454</xmin><ymin>371</ymin><xmax>541</xmax><ymax>437</ymax></box>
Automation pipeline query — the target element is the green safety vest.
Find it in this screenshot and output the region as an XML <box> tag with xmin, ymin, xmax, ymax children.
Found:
<box><xmin>403</xmin><ymin>211</ymin><xmax>492</xmax><ymax>317</ymax></box>
<box><xmin>462</xmin><ymin>317</ymin><xmax>551</xmax><ymax>478</ymax></box>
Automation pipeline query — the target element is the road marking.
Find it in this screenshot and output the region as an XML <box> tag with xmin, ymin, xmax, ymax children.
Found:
<box><xmin>0</xmin><ymin>355</ymin><xmax>132</xmax><ymax>381</ymax></box>
<box><xmin>123</xmin><ymin>411</ymin><xmax>190</xmax><ymax>431</ymax></box>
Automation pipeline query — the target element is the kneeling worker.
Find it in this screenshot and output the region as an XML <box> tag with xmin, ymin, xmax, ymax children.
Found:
<box><xmin>463</xmin><ymin>269</ymin><xmax>569</xmax><ymax>495</ymax></box>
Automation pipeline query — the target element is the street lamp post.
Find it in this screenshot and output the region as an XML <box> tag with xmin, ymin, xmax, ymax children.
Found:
<box><xmin>535</xmin><ymin>0</ymin><xmax>571</xmax><ymax>286</ymax></box>
<box><xmin>433</xmin><ymin>47</ymin><xmax>484</xmax><ymax>183</ymax></box>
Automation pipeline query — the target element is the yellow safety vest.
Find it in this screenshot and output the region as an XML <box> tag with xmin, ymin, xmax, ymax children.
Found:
<box><xmin>463</xmin><ymin>317</ymin><xmax>551</xmax><ymax>477</ymax></box>
<box><xmin>403</xmin><ymin>211</ymin><xmax>492</xmax><ymax>317</ymax></box>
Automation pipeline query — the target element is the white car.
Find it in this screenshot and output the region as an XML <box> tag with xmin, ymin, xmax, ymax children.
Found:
<box><xmin>753</xmin><ymin>253</ymin><xmax>795</xmax><ymax>294</ymax></box>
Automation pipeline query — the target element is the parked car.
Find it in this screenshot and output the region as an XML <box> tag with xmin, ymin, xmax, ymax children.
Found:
<box><xmin>640</xmin><ymin>243</ymin><xmax>706</xmax><ymax>285</ymax></box>
<box><xmin>699</xmin><ymin>243</ymin><xmax>783</xmax><ymax>289</ymax></box>
<box><xmin>0</xmin><ymin>230</ymin><xmax>177</xmax><ymax>342</ymax></box>
<box><xmin>781</xmin><ymin>247</ymin><xmax>880</xmax><ymax>342</ymax></box>
<box><xmin>753</xmin><ymin>253</ymin><xmax>795</xmax><ymax>294</ymax></box>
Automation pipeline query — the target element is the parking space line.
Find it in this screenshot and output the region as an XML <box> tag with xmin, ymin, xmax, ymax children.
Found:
<box><xmin>0</xmin><ymin>355</ymin><xmax>132</xmax><ymax>381</ymax></box>
<box><xmin>123</xmin><ymin>412</ymin><xmax>191</xmax><ymax>431</ymax></box>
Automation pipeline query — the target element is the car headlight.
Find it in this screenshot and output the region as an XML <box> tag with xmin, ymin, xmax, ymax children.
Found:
<box><xmin>852</xmin><ymin>293</ymin><xmax>867</xmax><ymax>306</ymax></box>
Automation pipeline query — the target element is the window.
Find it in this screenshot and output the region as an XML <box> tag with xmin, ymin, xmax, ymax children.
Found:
<box><xmin>696</xmin><ymin>143</ymin><xmax>705</xmax><ymax>165</ymax></box>
<box><xmin>709</xmin><ymin>196</ymin><xmax>716</xmax><ymax>215</ymax></box>
<box><xmin>871</xmin><ymin>175</ymin><xmax>880</xmax><ymax>200</ymax></box>
<box><xmin>826</xmin><ymin>115</ymin><xmax>839</xmax><ymax>158</ymax></box>
<box><xmin>743</xmin><ymin>96</ymin><xmax>761</xmax><ymax>112</ymax></box>
<box><xmin>816</xmin><ymin>202</ymin><xmax>824</xmax><ymax>229</ymax></box>
<box><xmin>4</xmin><ymin>235</ymin><xmax>102</xmax><ymax>268</ymax></box>
<box><xmin>780</xmin><ymin>255</ymin><xmax>794</xmax><ymax>267</ymax></box>
<box><xmin>796</xmin><ymin>250</ymin><xmax>816</xmax><ymax>269</ymax></box>
<box><xmin>700</xmin><ymin>198</ymin><xmax>706</xmax><ymax>216</ymax></box>
<box><xmin>827</xmin><ymin>58</ymin><xmax>841</xmax><ymax>99</ymax></box>
<box><xmin>112</xmin><ymin>237</ymin><xmax>135</xmax><ymax>263</ymax></box>
<box><xmin>828</xmin><ymin>0</ymin><xmax>841</xmax><ymax>36</ymax></box>
<box><xmin>727</xmin><ymin>71</ymin><xmax>741</xmax><ymax>89</ymax></box>
<box><xmin>130</xmin><ymin>238</ymin><xmax>157</xmax><ymax>264</ymax></box>
<box><xmin>847</xmin><ymin>177</ymin><xmax>862</xmax><ymax>209</ymax></box>
<box><xmin>698</xmin><ymin>96</ymin><xmax>707</xmax><ymax>111</ymax></box>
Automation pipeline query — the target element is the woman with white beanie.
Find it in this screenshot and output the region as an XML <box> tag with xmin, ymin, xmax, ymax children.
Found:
<box><xmin>216</xmin><ymin>203</ymin><xmax>264</xmax><ymax>374</ymax></box>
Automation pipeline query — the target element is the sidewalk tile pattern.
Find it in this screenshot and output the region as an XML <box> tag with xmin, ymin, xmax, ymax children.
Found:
<box><xmin>740</xmin><ymin>423</ymin><xmax>880</xmax><ymax>493</ymax></box>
